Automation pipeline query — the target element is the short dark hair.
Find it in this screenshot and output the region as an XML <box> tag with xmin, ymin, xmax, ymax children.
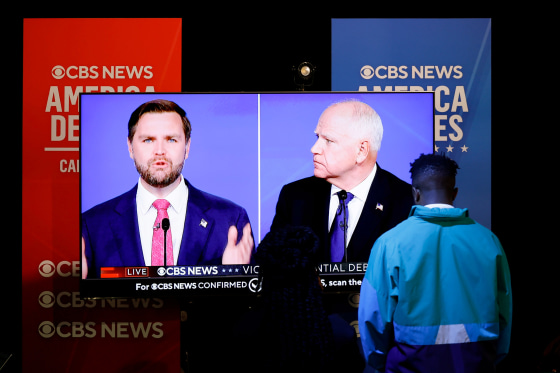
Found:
<box><xmin>127</xmin><ymin>99</ymin><xmax>192</xmax><ymax>142</ymax></box>
<box><xmin>409</xmin><ymin>153</ymin><xmax>459</xmax><ymax>189</ymax></box>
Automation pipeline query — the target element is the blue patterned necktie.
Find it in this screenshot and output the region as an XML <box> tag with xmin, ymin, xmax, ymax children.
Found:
<box><xmin>330</xmin><ymin>191</ymin><xmax>354</xmax><ymax>262</ymax></box>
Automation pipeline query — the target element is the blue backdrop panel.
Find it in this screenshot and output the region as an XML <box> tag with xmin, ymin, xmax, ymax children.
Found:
<box><xmin>332</xmin><ymin>18</ymin><xmax>492</xmax><ymax>228</ymax></box>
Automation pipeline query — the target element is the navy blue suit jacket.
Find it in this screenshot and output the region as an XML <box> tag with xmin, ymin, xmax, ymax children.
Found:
<box><xmin>270</xmin><ymin>165</ymin><xmax>413</xmax><ymax>263</ymax></box>
<box><xmin>82</xmin><ymin>179</ymin><xmax>252</xmax><ymax>278</ymax></box>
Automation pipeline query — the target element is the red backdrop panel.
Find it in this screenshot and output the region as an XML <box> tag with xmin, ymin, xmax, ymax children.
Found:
<box><xmin>22</xmin><ymin>18</ymin><xmax>182</xmax><ymax>372</ymax></box>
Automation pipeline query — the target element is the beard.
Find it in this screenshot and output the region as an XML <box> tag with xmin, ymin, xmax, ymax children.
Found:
<box><xmin>134</xmin><ymin>157</ymin><xmax>184</xmax><ymax>188</ymax></box>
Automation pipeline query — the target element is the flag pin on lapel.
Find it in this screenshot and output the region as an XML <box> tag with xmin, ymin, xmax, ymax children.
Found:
<box><xmin>200</xmin><ymin>219</ymin><xmax>208</xmax><ymax>228</ymax></box>
<box><xmin>376</xmin><ymin>203</ymin><xmax>384</xmax><ymax>211</ymax></box>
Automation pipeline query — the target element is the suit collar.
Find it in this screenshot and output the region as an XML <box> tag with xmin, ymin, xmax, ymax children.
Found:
<box><xmin>346</xmin><ymin>164</ymin><xmax>390</xmax><ymax>259</ymax></box>
<box><xmin>111</xmin><ymin>186</ymin><xmax>145</xmax><ymax>266</ymax></box>
<box><xmin>176</xmin><ymin>179</ymin><xmax>214</xmax><ymax>265</ymax></box>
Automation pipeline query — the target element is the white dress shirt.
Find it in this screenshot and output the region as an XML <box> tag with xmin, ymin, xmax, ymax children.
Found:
<box><xmin>328</xmin><ymin>164</ymin><xmax>377</xmax><ymax>246</ymax></box>
<box><xmin>136</xmin><ymin>175</ymin><xmax>188</xmax><ymax>266</ymax></box>
<box><xmin>425</xmin><ymin>203</ymin><xmax>454</xmax><ymax>209</ymax></box>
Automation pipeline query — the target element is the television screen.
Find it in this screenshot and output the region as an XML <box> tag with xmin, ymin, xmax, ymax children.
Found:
<box><xmin>79</xmin><ymin>91</ymin><xmax>434</xmax><ymax>298</ymax></box>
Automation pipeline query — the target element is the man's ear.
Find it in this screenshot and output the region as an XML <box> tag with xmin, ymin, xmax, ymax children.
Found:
<box><xmin>452</xmin><ymin>187</ymin><xmax>458</xmax><ymax>202</ymax></box>
<box><xmin>127</xmin><ymin>137</ymin><xmax>133</xmax><ymax>159</ymax></box>
<box><xmin>412</xmin><ymin>186</ymin><xmax>421</xmax><ymax>204</ymax></box>
<box><xmin>184</xmin><ymin>138</ymin><xmax>191</xmax><ymax>160</ymax></box>
<box><xmin>356</xmin><ymin>140</ymin><xmax>370</xmax><ymax>163</ymax></box>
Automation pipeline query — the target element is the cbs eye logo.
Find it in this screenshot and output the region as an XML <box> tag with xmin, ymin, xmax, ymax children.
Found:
<box><xmin>38</xmin><ymin>260</ymin><xmax>56</xmax><ymax>277</ymax></box>
<box><xmin>38</xmin><ymin>291</ymin><xmax>56</xmax><ymax>308</ymax></box>
<box><xmin>38</xmin><ymin>321</ymin><xmax>56</xmax><ymax>338</ymax></box>
<box><xmin>360</xmin><ymin>65</ymin><xmax>375</xmax><ymax>79</ymax></box>
<box><xmin>52</xmin><ymin>65</ymin><xmax>65</xmax><ymax>79</ymax></box>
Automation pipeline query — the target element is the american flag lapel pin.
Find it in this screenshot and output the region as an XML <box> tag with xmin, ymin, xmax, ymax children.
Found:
<box><xmin>200</xmin><ymin>219</ymin><xmax>208</xmax><ymax>228</ymax></box>
<box><xmin>376</xmin><ymin>202</ymin><xmax>384</xmax><ymax>211</ymax></box>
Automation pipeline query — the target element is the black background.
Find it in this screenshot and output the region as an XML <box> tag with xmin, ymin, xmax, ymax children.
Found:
<box><xmin>6</xmin><ymin>9</ymin><xmax>556</xmax><ymax>373</ymax></box>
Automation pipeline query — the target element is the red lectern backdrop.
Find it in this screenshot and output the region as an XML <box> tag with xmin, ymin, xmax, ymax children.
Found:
<box><xmin>22</xmin><ymin>18</ymin><xmax>182</xmax><ymax>372</ymax></box>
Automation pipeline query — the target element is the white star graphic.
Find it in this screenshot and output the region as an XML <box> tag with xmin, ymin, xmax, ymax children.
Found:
<box><xmin>446</xmin><ymin>144</ymin><xmax>454</xmax><ymax>152</ymax></box>
<box><xmin>461</xmin><ymin>145</ymin><xmax>469</xmax><ymax>152</ymax></box>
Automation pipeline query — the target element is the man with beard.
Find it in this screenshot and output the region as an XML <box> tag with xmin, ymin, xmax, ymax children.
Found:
<box><xmin>81</xmin><ymin>99</ymin><xmax>254</xmax><ymax>279</ymax></box>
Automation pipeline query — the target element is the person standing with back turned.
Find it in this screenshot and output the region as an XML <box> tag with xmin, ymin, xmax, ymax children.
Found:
<box><xmin>359</xmin><ymin>153</ymin><xmax>512</xmax><ymax>373</ymax></box>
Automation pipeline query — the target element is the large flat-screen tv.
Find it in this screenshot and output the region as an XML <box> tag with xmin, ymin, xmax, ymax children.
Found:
<box><xmin>79</xmin><ymin>92</ymin><xmax>434</xmax><ymax>298</ymax></box>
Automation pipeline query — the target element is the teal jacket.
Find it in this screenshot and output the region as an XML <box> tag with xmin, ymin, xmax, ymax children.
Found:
<box><xmin>358</xmin><ymin>206</ymin><xmax>512</xmax><ymax>372</ymax></box>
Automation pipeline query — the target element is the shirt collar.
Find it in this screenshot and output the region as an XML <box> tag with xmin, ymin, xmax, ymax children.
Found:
<box><xmin>424</xmin><ymin>203</ymin><xmax>454</xmax><ymax>209</ymax></box>
<box><xmin>136</xmin><ymin>175</ymin><xmax>188</xmax><ymax>215</ymax></box>
<box><xmin>331</xmin><ymin>163</ymin><xmax>377</xmax><ymax>202</ymax></box>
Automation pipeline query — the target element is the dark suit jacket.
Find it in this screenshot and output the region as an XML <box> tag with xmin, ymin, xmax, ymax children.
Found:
<box><xmin>270</xmin><ymin>165</ymin><xmax>413</xmax><ymax>263</ymax></box>
<box><xmin>82</xmin><ymin>179</ymin><xmax>252</xmax><ymax>278</ymax></box>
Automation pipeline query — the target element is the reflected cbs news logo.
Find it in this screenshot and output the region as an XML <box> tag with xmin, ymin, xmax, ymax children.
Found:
<box><xmin>38</xmin><ymin>260</ymin><xmax>80</xmax><ymax>278</ymax></box>
<box><xmin>36</xmin><ymin>260</ymin><xmax>165</xmax><ymax>339</ymax></box>
<box><xmin>37</xmin><ymin>320</ymin><xmax>164</xmax><ymax>339</ymax></box>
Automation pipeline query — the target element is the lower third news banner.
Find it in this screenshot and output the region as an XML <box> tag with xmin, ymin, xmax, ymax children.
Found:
<box><xmin>80</xmin><ymin>263</ymin><xmax>367</xmax><ymax>298</ymax></box>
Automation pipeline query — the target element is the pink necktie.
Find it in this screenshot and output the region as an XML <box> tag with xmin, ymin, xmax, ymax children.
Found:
<box><xmin>152</xmin><ymin>199</ymin><xmax>173</xmax><ymax>266</ymax></box>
